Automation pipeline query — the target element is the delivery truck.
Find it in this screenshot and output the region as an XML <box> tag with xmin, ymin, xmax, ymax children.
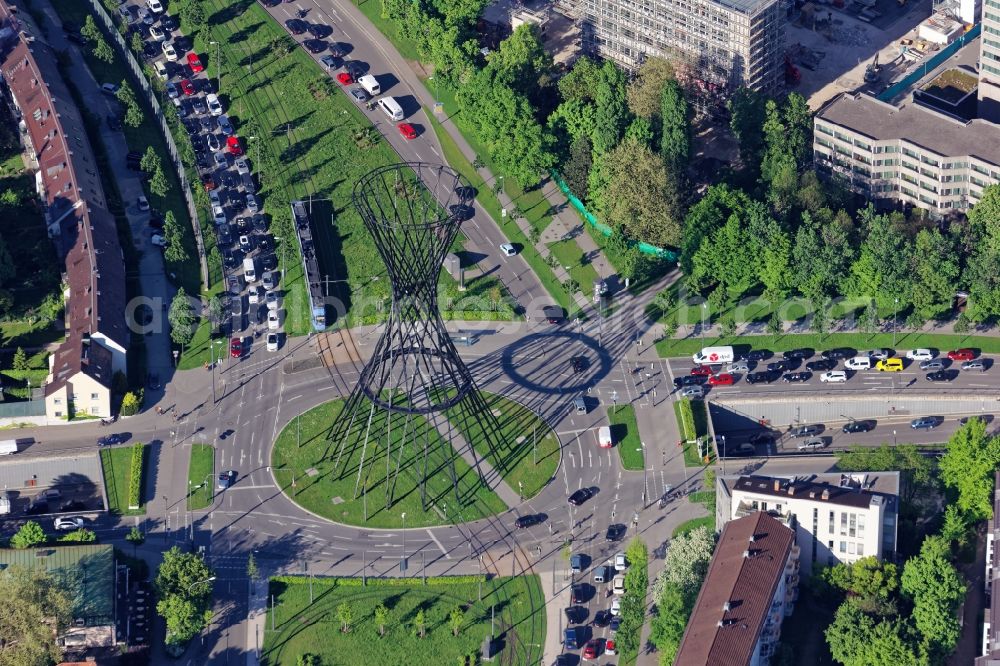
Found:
<box><xmin>692</xmin><ymin>345</ymin><xmax>735</xmax><ymax>365</ymax></box>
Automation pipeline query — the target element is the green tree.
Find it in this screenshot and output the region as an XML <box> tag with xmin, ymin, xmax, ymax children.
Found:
<box><xmin>163</xmin><ymin>211</ymin><xmax>188</xmax><ymax>264</ymax></box>
<box><xmin>12</xmin><ymin>346</ymin><xmax>28</xmax><ymax>372</ymax></box>
<box><xmin>837</xmin><ymin>444</ymin><xmax>934</xmax><ymax>507</ymax></box>
<box><xmin>150</xmin><ymin>165</ymin><xmax>169</xmax><ymax>199</ymax></box>
<box><xmin>336</xmin><ymin>601</ymin><xmax>352</xmax><ymax>632</ymax></box>
<box><xmin>374</xmin><ymin>602</ymin><xmax>390</xmax><ymax>637</ymax></box>
<box><xmin>93</xmin><ymin>37</ymin><xmax>114</xmax><ymax>64</ymax></box>
<box><xmin>58</xmin><ymin>528</ymin><xmax>96</xmax><ymax>543</ymax></box>
<box><xmin>414</xmin><ymin>608</ymin><xmax>426</xmax><ymax>638</ymax></box>
<box><xmin>728</xmin><ymin>87</ymin><xmax>766</xmax><ymax>173</ymax></box>
<box><xmin>680</xmin><ymin>184</ymin><xmax>752</xmax><ymax>275</ymax></box>
<box><xmin>592</xmin><ymin>60</ymin><xmax>630</xmax><ymax>155</ymax></box>
<box><xmin>857</xmin><ymin>300</ymin><xmax>880</xmax><ymax>335</ymax></box>
<box><xmin>487</xmin><ymin>24</ymin><xmax>551</xmax><ymax>98</ymax></box>
<box><xmin>649</xmin><ymin>583</ymin><xmax>688</xmax><ymax>665</ymax></box>
<box><xmin>548</xmin><ymin>99</ymin><xmax>596</xmax><ymax>146</ymax></box>
<box><xmin>158</xmin><ymin>594</ymin><xmax>211</xmax><ymax>647</ymax></box>
<box><xmin>939</xmin><ymin>505</ymin><xmax>971</xmax><ymax>549</ymax></box>
<box><xmin>180</xmin><ymin>1</ymin><xmax>207</xmax><ymax>32</ymax></box>
<box><xmin>900</xmin><ymin>535</ymin><xmax>966</xmax><ymax>659</ymax></box>
<box><xmin>168</xmin><ymin>288</ymin><xmax>197</xmax><ymax>345</ymax></box>
<box><xmin>767</xmin><ymin>311</ymin><xmax>782</xmax><ymax>339</ymax></box>
<box><xmin>792</xmin><ymin>210</ymin><xmax>855</xmax><ymax>304</ymax></box>
<box><xmin>963</xmin><ymin>185</ymin><xmax>1000</xmax><ymax>320</ymax></box>
<box><xmin>624</xmin><ymin>116</ymin><xmax>654</xmax><ymax>149</ymax></box>
<box><xmin>562</xmin><ymin>134</ymin><xmax>592</xmax><ymax>197</ymax></box>
<box><xmin>155</xmin><ymin>547</ymin><xmax>214</xmax><ymax>648</ymax></box>
<box><xmin>246</xmin><ymin>553</ymin><xmax>259</xmax><ymax>584</ymax></box>
<box><xmin>811</xmin><ymin>298</ymin><xmax>830</xmax><ymax>337</ymax></box>
<box><xmin>131</xmin><ymin>31</ymin><xmax>144</xmax><ymax>55</ymax></box>
<box><xmin>120</xmin><ymin>390</ymin><xmax>142</xmax><ymax>416</ymax></box>
<box><xmin>719</xmin><ymin>315</ymin><xmax>736</xmax><ymax>338</ymax></box>
<box><xmin>448</xmin><ymin>606</ymin><xmax>464</xmax><ymax>636</ymax></box>
<box><xmin>0</xmin><ymin>566</ymin><xmax>72</xmax><ymax>665</ymax></box>
<box><xmin>124</xmin><ymin>101</ymin><xmax>144</xmax><ymax>129</ymax></box>
<box><xmin>825</xmin><ymin>603</ymin><xmax>920</xmax><ymax>666</ymax></box>
<box><xmin>655</xmin><ymin>526</ymin><xmax>715</xmax><ymax>604</ymax></box>
<box><xmin>626</xmin><ymin>56</ymin><xmax>675</xmax><ymax>119</ymax></box>
<box><xmin>81</xmin><ymin>15</ymin><xmax>101</xmax><ymax>43</ymax></box>
<box><xmin>557</xmin><ymin>56</ymin><xmax>601</xmax><ymax>102</ymax></box>
<box><xmin>659</xmin><ymin>79</ymin><xmax>689</xmax><ymax>169</ymax></box>
<box><xmin>11</xmin><ymin>521</ymin><xmax>47</xmax><ymax>549</ymax></box>
<box><xmin>819</xmin><ymin>557</ymin><xmax>899</xmax><ymax>616</ymax></box>
<box><xmin>845</xmin><ymin>208</ymin><xmax>911</xmax><ymax>310</ymax></box>
<box><xmin>938</xmin><ymin>418</ymin><xmax>1000</xmax><ymax>521</ymax></box>
<box><xmin>600</xmin><ymin>138</ymin><xmax>681</xmax><ymax>246</ymax></box>
<box><xmin>126</xmin><ymin>526</ymin><xmax>145</xmax><ymax>548</ymax></box>
<box><xmin>140</xmin><ymin>145</ymin><xmax>161</xmax><ymax>173</ymax></box>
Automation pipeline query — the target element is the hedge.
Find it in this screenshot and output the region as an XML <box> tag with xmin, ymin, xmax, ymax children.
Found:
<box><xmin>127</xmin><ymin>442</ymin><xmax>145</xmax><ymax>510</ymax></box>
<box><xmin>675</xmin><ymin>399</ymin><xmax>697</xmax><ymax>441</ymax></box>
<box><xmin>271</xmin><ymin>574</ymin><xmax>488</xmax><ymax>587</ymax></box>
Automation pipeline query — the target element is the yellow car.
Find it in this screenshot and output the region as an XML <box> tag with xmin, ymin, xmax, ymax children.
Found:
<box><xmin>876</xmin><ymin>358</ymin><xmax>903</xmax><ymax>372</ymax></box>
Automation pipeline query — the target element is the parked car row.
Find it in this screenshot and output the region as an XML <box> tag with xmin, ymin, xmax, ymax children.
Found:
<box><xmin>117</xmin><ymin>0</ymin><xmax>286</xmax><ymax>356</ymax></box>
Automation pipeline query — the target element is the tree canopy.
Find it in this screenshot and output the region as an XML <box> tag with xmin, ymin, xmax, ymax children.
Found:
<box><xmin>938</xmin><ymin>417</ymin><xmax>1000</xmax><ymax>521</ymax></box>
<box><xmin>0</xmin><ymin>566</ymin><xmax>71</xmax><ymax>666</ymax></box>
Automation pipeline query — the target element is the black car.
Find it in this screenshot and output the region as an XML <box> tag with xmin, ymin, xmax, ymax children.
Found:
<box><xmin>926</xmin><ymin>370</ymin><xmax>953</xmax><ymax>382</ymax></box>
<box><xmin>200</xmin><ymin>115</ymin><xmax>217</xmax><ymax>132</ymax></box>
<box><xmin>258</xmin><ymin>236</ymin><xmax>275</xmax><ymax>253</ymax></box>
<box><xmin>571</xmin><ymin>584</ymin><xmax>588</xmax><ymax>604</ymax></box>
<box><xmin>842</xmin><ymin>420</ymin><xmax>874</xmax><ymax>434</ymax></box>
<box><xmin>25</xmin><ymin>501</ymin><xmax>49</xmax><ymax>515</ymax></box>
<box><xmin>766</xmin><ymin>361</ymin><xmax>786</xmax><ymax>373</ymax></box>
<box><xmin>514</xmin><ymin>513</ymin><xmax>544</xmax><ymax>529</ymax></box>
<box><xmin>61</xmin><ymin>500</ymin><xmax>87</xmax><ymax>512</ymax></box>
<box><xmin>791</xmin><ymin>424</ymin><xmax>823</xmax><ymax>438</ymax></box>
<box><xmin>261</xmin><ymin>254</ymin><xmax>278</xmax><ymax>271</ymax></box>
<box><xmin>252</xmin><ymin>214</ymin><xmax>268</xmax><ymax>232</ymax></box>
<box><xmin>303</xmin><ymin>38</ymin><xmax>327</xmax><ymax>53</ymax></box>
<box><xmin>725</xmin><ymin>442</ymin><xmax>757</xmax><ymax>457</ymax></box>
<box><xmin>161</xmin><ymin>14</ymin><xmax>178</xmax><ymax>30</ymax></box>
<box><xmin>142</xmin><ymin>41</ymin><xmax>160</xmax><ymax>60</ymax></box>
<box><xmin>782</xmin><ymin>348</ymin><xmax>813</xmax><ymax>360</ymax></box>
<box><xmin>673</xmin><ymin>375</ymin><xmax>705</xmax><ymax>388</ymax></box>
<box><xmin>570</xmin><ymin>356</ymin><xmax>586</xmax><ymax>373</ymax></box>
<box><xmin>542</xmin><ymin>305</ymin><xmax>563</xmax><ymax>323</ymax></box>
<box><xmin>593</xmin><ymin>609</ymin><xmax>611</xmax><ymax>628</ymax></box>
<box><xmin>911</xmin><ymin>416</ymin><xmax>940</xmax><ymax>430</ymax></box>
<box><xmin>745</xmin><ymin>371</ymin><xmax>775</xmax><ymax>385</ymax></box>
<box><xmin>565</xmin><ymin>606</ymin><xmax>588</xmax><ymax>625</ymax></box>
<box><xmin>822</xmin><ymin>348</ymin><xmax>855</xmax><ymax>361</ymax></box>
<box><xmin>568</xmin><ymin>487</ymin><xmax>593</xmax><ymax>506</ymax></box>
<box><xmin>307</xmin><ymin>22</ymin><xmax>332</xmax><ymax>38</ymax></box>
<box><xmin>605</xmin><ymin>523</ymin><xmax>626</xmax><ymax>541</ymax></box>
<box><xmin>609</xmin><ymin>616</ymin><xmax>622</xmax><ymax>633</ymax></box>
<box><xmin>744</xmin><ymin>350</ymin><xmax>770</xmax><ymax>361</ymax></box>
<box><xmin>98</xmin><ymin>433</ymin><xmax>130</xmax><ymax>446</ymax></box>
<box><xmin>328</xmin><ymin>42</ymin><xmax>347</xmax><ymax>58</ymax></box>
<box><xmin>749</xmin><ymin>431</ymin><xmax>776</xmax><ymax>446</ymax></box>
<box><xmin>285</xmin><ymin>18</ymin><xmax>308</xmax><ymax>34</ymax></box>
<box><xmin>782</xmin><ymin>371</ymin><xmax>811</xmax><ymax>383</ymax></box>
<box><xmin>806</xmin><ymin>359</ymin><xmax>836</xmax><ymax>372</ymax></box>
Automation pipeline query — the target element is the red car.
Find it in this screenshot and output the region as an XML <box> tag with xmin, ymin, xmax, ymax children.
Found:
<box><xmin>201</xmin><ymin>173</ymin><xmax>215</xmax><ymax>190</ymax></box>
<box><xmin>947</xmin><ymin>348</ymin><xmax>975</xmax><ymax>361</ymax></box>
<box><xmin>187</xmin><ymin>52</ymin><xmax>204</xmax><ymax>73</ymax></box>
<box><xmin>180</xmin><ymin>79</ymin><xmax>195</xmax><ymax>96</ymax></box>
<box><xmin>582</xmin><ymin>638</ymin><xmax>601</xmax><ymax>660</ymax></box>
<box><xmin>690</xmin><ymin>366</ymin><xmax>713</xmax><ymax>376</ymax></box>
<box><xmin>230</xmin><ymin>337</ymin><xmax>242</xmax><ymax>358</ymax></box>
<box><xmin>398</xmin><ymin>123</ymin><xmax>417</xmax><ymax>140</ymax></box>
<box><xmin>226</xmin><ymin>136</ymin><xmax>244</xmax><ymax>156</ymax></box>
<box><xmin>336</xmin><ymin>72</ymin><xmax>353</xmax><ymax>85</ymax></box>
<box><xmin>708</xmin><ymin>373</ymin><xmax>735</xmax><ymax>386</ymax></box>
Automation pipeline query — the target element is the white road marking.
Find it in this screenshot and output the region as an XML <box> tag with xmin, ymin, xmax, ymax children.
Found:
<box><xmin>426</xmin><ymin>529</ymin><xmax>452</xmax><ymax>559</ymax></box>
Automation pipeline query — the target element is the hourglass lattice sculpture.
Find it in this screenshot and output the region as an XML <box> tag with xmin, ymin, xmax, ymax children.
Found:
<box><xmin>330</xmin><ymin>163</ymin><xmax>505</xmax><ymax>515</ymax></box>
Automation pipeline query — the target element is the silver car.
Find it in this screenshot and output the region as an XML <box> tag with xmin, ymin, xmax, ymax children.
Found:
<box><xmin>728</xmin><ymin>360</ymin><xmax>750</xmax><ymax>373</ymax></box>
<box><xmin>797</xmin><ymin>437</ymin><xmax>827</xmax><ymax>451</ymax></box>
<box><xmin>680</xmin><ymin>385</ymin><xmax>705</xmax><ymax>399</ymax></box>
<box><xmin>919</xmin><ymin>359</ymin><xmax>945</xmax><ymax>371</ymax></box>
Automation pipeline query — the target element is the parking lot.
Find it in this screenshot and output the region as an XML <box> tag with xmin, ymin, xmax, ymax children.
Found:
<box><xmin>0</xmin><ymin>452</ymin><xmax>106</xmax><ymax>528</ymax></box>
<box><xmin>116</xmin><ymin>0</ymin><xmax>285</xmax><ymax>357</ymax></box>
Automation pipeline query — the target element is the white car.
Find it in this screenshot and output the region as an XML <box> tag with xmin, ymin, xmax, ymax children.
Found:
<box><xmin>161</xmin><ymin>41</ymin><xmax>178</xmax><ymax>62</ymax></box>
<box><xmin>610</xmin><ymin>597</ymin><xmax>621</xmax><ymax>616</ymax></box>
<box><xmin>147</xmin><ymin>0</ymin><xmax>164</xmax><ymax>13</ymax></box>
<box><xmin>235</xmin><ymin>158</ymin><xmax>250</xmax><ymax>174</ymax></box>
<box><xmin>614</xmin><ymin>552</ymin><xmax>627</xmax><ymax>571</ymax></box>
<box><xmin>54</xmin><ymin>516</ymin><xmax>85</xmax><ymax>531</ymax></box>
<box><xmin>206</xmin><ymin>93</ymin><xmax>223</xmax><ymax>117</ymax></box>
<box><xmin>906</xmin><ymin>348</ymin><xmax>935</xmax><ymax>361</ymax></box>
<box><xmin>866</xmin><ymin>349</ymin><xmax>892</xmax><ymax>360</ymax></box>
<box><xmin>209</xmin><ymin>190</ymin><xmax>222</xmax><ymax>207</ymax></box>
<box><xmin>150</xmin><ymin>234</ymin><xmax>166</xmax><ymax>247</ymax></box>
<box><xmin>137</xmin><ymin>195</ymin><xmax>150</xmax><ymax>211</ymax></box>
<box><xmin>149</xmin><ymin>25</ymin><xmax>166</xmax><ymax>41</ymax></box>
<box><xmin>165</xmin><ymin>81</ymin><xmax>179</xmax><ymax>98</ymax></box>
<box><xmin>213</xmin><ymin>151</ymin><xmax>227</xmax><ymax>168</ymax></box>
<box><xmin>262</xmin><ymin>271</ymin><xmax>277</xmax><ymax>290</ymax></box>
<box><xmin>267</xmin><ymin>310</ymin><xmax>281</xmax><ymax>330</ymax></box>
<box><xmin>820</xmin><ymin>371</ymin><xmax>848</xmax><ymax>383</ymax></box>
<box><xmin>844</xmin><ymin>356</ymin><xmax>870</xmax><ymax>371</ymax></box>
<box><xmin>154</xmin><ymin>60</ymin><xmax>169</xmax><ymax>80</ymax></box>
<box><xmin>265</xmin><ymin>290</ymin><xmax>281</xmax><ymax>310</ymax></box>
<box><xmin>212</xmin><ymin>204</ymin><xmax>227</xmax><ymax>226</ymax></box>
<box><xmin>612</xmin><ymin>574</ymin><xmax>625</xmax><ymax>595</ymax></box>
<box><xmin>248</xmin><ymin>285</ymin><xmax>262</xmax><ymax>304</ymax></box>
<box><xmin>499</xmin><ymin>243</ymin><xmax>516</xmax><ymax>256</ymax></box>
<box><xmin>266</xmin><ymin>332</ymin><xmax>279</xmax><ymax>352</ymax></box>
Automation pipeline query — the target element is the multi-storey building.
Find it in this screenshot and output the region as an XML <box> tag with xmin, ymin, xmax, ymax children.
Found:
<box><xmin>674</xmin><ymin>511</ymin><xmax>799</xmax><ymax>665</ymax></box>
<box><xmin>716</xmin><ymin>473</ymin><xmax>900</xmax><ymax>577</ymax></box>
<box><xmin>976</xmin><ymin>472</ymin><xmax>1000</xmax><ymax>664</ymax></box>
<box><xmin>566</xmin><ymin>0</ymin><xmax>787</xmax><ymax>92</ymax></box>
<box><xmin>980</xmin><ymin>0</ymin><xmax>1000</xmax><ymax>120</ymax></box>
<box><xmin>813</xmin><ymin>92</ymin><xmax>1000</xmax><ymax>215</ymax></box>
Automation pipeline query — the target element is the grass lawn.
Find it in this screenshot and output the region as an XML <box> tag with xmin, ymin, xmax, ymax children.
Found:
<box><xmin>445</xmin><ymin>392</ymin><xmax>560</xmax><ymax>500</ymax></box>
<box><xmin>609</xmin><ymin>405</ymin><xmax>644</xmax><ymax>471</ymax></box>
<box><xmin>547</xmin><ymin>238</ymin><xmax>601</xmax><ymax>299</ymax></box>
<box><xmin>100</xmin><ymin>445</ymin><xmax>147</xmax><ymax>515</ymax></box>
<box><xmin>271</xmin><ymin>399</ymin><xmax>508</xmax><ymax>528</ymax></box>
<box><xmin>656</xmin><ymin>330</ymin><xmax>1000</xmax><ymax>358</ymax></box>
<box><xmin>187</xmin><ymin>444</ymin><xmax>216</xmax><ymax>510</ymax></box>
<box><xmin>263</xmin><ymin>574</ymin><xmax>546</xmax><ymax>666</ymax></box>
<box><xmin>51</xmin><ymin>0</ymin><xmax>202</xmax><ymax>296</ymax></box>
<box><xmin>672</xmin><ymin>515</ymin><xmax>714</xmax><ymax>537</ymax></box>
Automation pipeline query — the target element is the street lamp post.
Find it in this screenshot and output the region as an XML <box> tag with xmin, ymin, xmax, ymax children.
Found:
<box><xmin>401</xmin><ymin>512</ymin><xmax>407</xmax><ymax>571</ymax></box>
<box><xmin>210</xmin><ymin>338</ymin><xmax>225</xmax><ymax>404</ymax></box>
<box><xmin>701</xmin><ymin>303</ymin><xmax>708</xmax><ymax>342</ymax></box>
<box><xmin>639</xmin><ymin>442</ymin><xmax>647</xmax><ymax>504</ymax></box>
<box><xmin>893</xmin><ymin>297</ymin><xmax>900</xmax><ymax>349</ymax></box>
<box><xmin>186</xmin><ymin>575</ymin><xmax>217</xmax><ymax>594</ymax></box>
<box><xmin>210</xmin><ymin>41</ymin><xmax>221</xmax><ymax>94</ymax></box>
<box><xmin>893</xmin><ymin>429</ymin><xmax>897</xmax><ymax>447</ymax></box>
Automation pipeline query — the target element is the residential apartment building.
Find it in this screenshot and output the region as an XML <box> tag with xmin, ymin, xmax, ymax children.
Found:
<box><xmin>980</xmin><ymin>0</ymin><xmax>1000</xmax><ymax>120</ymax></box>
<box><xmin>674</xmin><ymin>511</ymin><xmax>799</xmax><ymax>665</ymax></box>
<box><xmin>813</xmin><ymin>92</ymin><xmax>1000</xmax><ymax>215</ymax></box>
<box><xmin>716</xmin><ymin>473</ymin><xmax>900</xmax><ymax>576</ymax></box>
<box><xmin>976</xmin><ymin>472</ymin><xmax>1000</xmax><ymax>664</ymax></box>
<box><xmin>566</xmin><ymin>0</ymin><xmax>787</xmax><ymax>92</ymax></box>
<box><xmin>0</xmin><ymin>2</ymin><xmax>127</xmax><ymax>419</ymax></box>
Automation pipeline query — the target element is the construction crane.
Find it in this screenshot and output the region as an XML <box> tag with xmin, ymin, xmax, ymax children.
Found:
<box><xmin>864</xmin><ymin>52</ymin><xmax>880</xmax><ymax>83</ymax></box>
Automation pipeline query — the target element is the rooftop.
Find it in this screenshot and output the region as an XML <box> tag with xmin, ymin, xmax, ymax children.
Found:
<box><xmin>726</xmin><ymin>472</ymin><xmax>900</xmax><ymax>510</ymax></box>
<box><xmin>674</xmin><ymin>512</ymin><xmax>795</xmax><ymax>666</ymax></box>
<box><xmin>0</xmin><ymin>544</ymin><xmax>114</xmax><ymax>626</ymax></box>
<box><xmin>817</xmin><ymin>92</ymin><xmax>1000</xmax><ymax>167</ymax></box>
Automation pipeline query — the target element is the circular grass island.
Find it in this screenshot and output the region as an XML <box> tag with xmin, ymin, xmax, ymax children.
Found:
<box><xmin>270</xmin><ymin>392</ymin><xmax>560</xmax><ymax>528</ymax></box>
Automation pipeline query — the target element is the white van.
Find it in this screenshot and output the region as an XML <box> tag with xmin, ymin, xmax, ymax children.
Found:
<box><xmin>154</xmin><ymin>60</ymin><xmax>168</xmax><ymax>80</ymax></box>
<box><xmin>0</xmin><ymin>439</ymin><xmax>20</xmax><ymax>455</ymax></box>
<box><xmin>243</xmin><ymin>257</ymin><xmax>257</xmax><ymax>284</ymax></box>
<box><xmin>692</xmin><ymin>346</ymin><xmax>734</xmax><ymax>365</ymax></box>
<box><xmin>845</xmin><ymin>356</ymin><xmax>871</xmax><ymax>370</ymax></box>
<box><xmin>597</xmin><ymin>426</ymin><xmax>612</xmax><ymax>449</ymax></box>
<box><xmin>378</xmin><ymin>96</ymin><xmax>404</xmax><ymax>121</ymax></box>
<box><xmin>358</xmin><ymin>74</ymin><xmax>380</xmax><ymax>96</ymax></box>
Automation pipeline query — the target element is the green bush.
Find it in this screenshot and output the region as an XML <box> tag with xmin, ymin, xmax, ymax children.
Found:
<box><xmin>58</xmin><ymin>528</ymin><xmax>96</xmax><ymax>543</ymax></box>
<box><xmin>676</xmin><ymin>399</ymin><xmax>697</xmax><ymax>441</ymax></box>
<box><xmin>271</xmin><ymin>574</ymin><xmax>487</xmax><ymax>587</ymax></box>
<box><xmin>127</xmin><ymin>443</ymin><xmax>145</xmax><ymax>509</ymax></box>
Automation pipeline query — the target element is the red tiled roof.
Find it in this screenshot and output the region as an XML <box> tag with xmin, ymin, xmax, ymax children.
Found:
<box><xmin>674</xmin><ymin>512</ymin><xmax>795</xmax><ymax>666</ymax></box>
<box><xmin>0</xmin><ymin>1</ymin><xmax>127</xmax><ymax>393</ymax></box>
